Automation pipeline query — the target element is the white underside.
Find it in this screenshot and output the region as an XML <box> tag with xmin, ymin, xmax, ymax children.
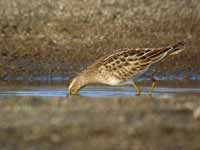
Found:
<box><xmin>103</xmin><ymin>77</ymin><xmax>135</xmax><ymax>86</ymax></box>
<box><xmin>102</xmin><ymin>68</ymin><xmax>149</xmax><ymax>86</ymax></box>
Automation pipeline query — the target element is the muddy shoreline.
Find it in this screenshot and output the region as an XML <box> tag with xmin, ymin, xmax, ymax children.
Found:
<box><xmin>1</xmin><ymin>79</ymin><xmax>200</xmax><ymax>89</ymax></box>
<box><xmin>0</xmin><ymin>96</ymin><xmax>200</xmax><ymax>150</ymax></box>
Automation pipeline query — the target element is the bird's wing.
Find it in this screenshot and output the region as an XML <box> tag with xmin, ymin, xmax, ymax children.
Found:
<box><xmin>96</xmin><ymin>48</ymin><xmax>153</xmax><ymax>80</ymax></box>
<box><xmin>87</xmin><ymin>42</ymin><xmax>185</xmax><ymax>80</ymax></box>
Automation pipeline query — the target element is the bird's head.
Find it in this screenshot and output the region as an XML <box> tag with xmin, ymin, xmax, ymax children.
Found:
<box><xmin>68</xmin><ymin>73</ymin><xmax>90</xmax><ymax>95</ymax></box>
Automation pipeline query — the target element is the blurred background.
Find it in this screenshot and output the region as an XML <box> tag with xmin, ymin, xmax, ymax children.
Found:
<box><xmin>0</xmin><ymin>0</ymin><xmax>200</xmax><ymax>82</ymax></box>
<box><xmin>0</xmin><ymin>1</ymin><xmax>200</xmax><ymax>150</ymax></box>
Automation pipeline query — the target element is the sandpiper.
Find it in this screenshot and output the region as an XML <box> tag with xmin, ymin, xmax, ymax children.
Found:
<box><xmin>68</xmin><ymin>41</ymin><xmax>185</xmax><ymax>96</ymax></box>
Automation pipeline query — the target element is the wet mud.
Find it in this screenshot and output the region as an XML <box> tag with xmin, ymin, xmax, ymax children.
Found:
<box><xmin>0</xmin><ymin>84</ymin><xmax>200</xmax><ymax>150</ymax></box>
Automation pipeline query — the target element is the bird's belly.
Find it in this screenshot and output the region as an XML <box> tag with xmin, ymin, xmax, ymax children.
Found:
<box><xmin>98</xmin><ymin>68</ymin><xmax>148</xmax><ymax>86</ymax></box>
<box><xmin>99</xmin><ymin>76</ymin><xmax>122</xmax><ymax>86</ymax></box>
<box><xmin>104</xmin><ymin>78</ymin><xmax>134</xmax><ymax>86</ymax></box>
<box><xmin>106</xmin><ymin>78</ymin><xmax>122</xmax><ymax>86</ymax></box>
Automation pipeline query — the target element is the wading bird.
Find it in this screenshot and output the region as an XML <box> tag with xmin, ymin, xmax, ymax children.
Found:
<box><xmin>68</xmin><ymin>41</ymin><xmax>185</xmax><ymax>96</ymax></box>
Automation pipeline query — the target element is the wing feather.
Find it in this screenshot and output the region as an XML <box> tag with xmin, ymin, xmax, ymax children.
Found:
<box><xmin>86</xmin><ymin>42</ymin><xmax>185</xmax><ymax>81</ymax></box>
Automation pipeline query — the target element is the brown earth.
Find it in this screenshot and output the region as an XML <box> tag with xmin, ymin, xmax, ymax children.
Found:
<box><xmin>0</xmin><ymin>95</ymin><xmax>200</xmax><ymax>150</ymax></box>
<box><xmin>0</xmin><ymin>0</ymin><xmax>200</xmax><ymax>80</ymax></box>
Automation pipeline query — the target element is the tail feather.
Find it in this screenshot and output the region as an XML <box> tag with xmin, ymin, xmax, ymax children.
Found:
<box><xmin>141</xmin><ymin>41</ymin><xmax>186</xmax><ymax>65</ymax></box>
<box><xmin>168</xmin><ymin>41</ymin><xmax>185</xmax><ymax>55</ymax></box>
<box><xmin>171</xmin><ymin>41</ymin><xmax>185</xmax><ymax>49</ymax></box>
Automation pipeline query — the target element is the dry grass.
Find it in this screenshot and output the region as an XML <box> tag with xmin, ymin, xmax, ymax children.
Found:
<box><xmin>0</xmin><ymin>0</ymin><xmax>200</xmax><ymax>79</ymax></box>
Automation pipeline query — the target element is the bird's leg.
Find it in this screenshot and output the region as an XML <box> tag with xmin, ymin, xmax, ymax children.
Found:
<box><xmin>131</xmin><ymin>82</ymin><xmax>141</xmax><ymax>96</ymax></box>
<box><xmin>148</xmin><ymin>77</ymin><xmax>156</xmax><ymax>96</ymax></box>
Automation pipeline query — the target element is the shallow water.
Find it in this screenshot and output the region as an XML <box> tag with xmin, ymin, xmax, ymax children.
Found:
<box><xmin>0</xmin><ymin>85</ymin><xmax>200</xmax><ymax>150</ymax></box>
<box><xmin>0</xmin><ymin>85</ymin><xmax>200</xmax><ymax>98</ymax></box>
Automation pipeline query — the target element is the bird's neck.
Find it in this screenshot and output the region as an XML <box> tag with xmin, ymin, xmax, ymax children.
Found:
<box><xmin>77</xmin><ymin>71</ymin><xmax>97</xmax><ymax>88</ymax></box>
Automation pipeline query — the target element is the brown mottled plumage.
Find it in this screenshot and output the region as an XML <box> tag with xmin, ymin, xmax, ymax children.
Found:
<box><xmin>68</xmin><ymin>41</ymin><xmax>185</xmax><ymax>95</ymax></box>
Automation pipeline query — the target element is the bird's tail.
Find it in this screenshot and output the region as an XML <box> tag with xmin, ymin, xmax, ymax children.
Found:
<box><xmin>141</xmin><ymin>41</ymin><xmax>186</xmax><ymax>65</ymax></box>
<box><xmin>168</xmin><ymin>41</ymin><xmax>185</xmax><ymax>56</ymax></box>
